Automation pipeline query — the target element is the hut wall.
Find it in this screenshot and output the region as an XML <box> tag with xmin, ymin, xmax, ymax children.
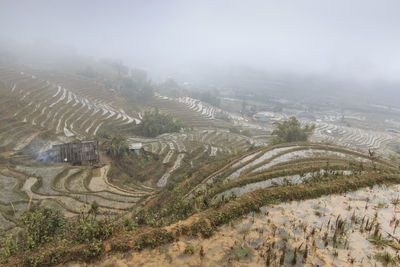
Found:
<box><xmin>51</xmin><ymin>141</ymin><xmax>99</xmax><ymax>164</ymax></box>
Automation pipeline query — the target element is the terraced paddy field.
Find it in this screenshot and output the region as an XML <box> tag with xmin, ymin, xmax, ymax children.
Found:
<box><xmin>149</xmin><ymin>94</ymin><xmax>231</xmax><ymax>128</ymax></box>
<box><xmin>312</xmin><ymin>121</ymin><xmax>399</xmax><ymax>153</ymax></box>
<box><xmin>136</xmin><ymin>128</ymin><xmax>257</xmax><ymax>157</ymax></box>
<box><xmin>106</xmin><ymin>130</ymin><xmax>253</xmax><ymax>193</ymax></box>
<box><xmin>0</xmin><ymin>66</ymin><xmax>157</xmax><ymax>236</ymax></box>
<box><xmin>121</xmin><ymin>128</ymin><xmax>260</xmax><ymax>189</ymax></box>
<box><xmin>2</xmin><ymin>137</ymin><xmax>400</xmax><ymax>266</ymax></box>
<box><xmin>0</xmin><ymin>67</ymin><xmax>263</xmax><ymax>248</ymax></box>
<box><xmin>184</xmin><ymin>143</ymin><xmax>394</xmax><ymax>200</ymax></box>
<box><xmin>0</xmin><ymin>161</ymin><xmax>152</xmax><ymax>233</ymax></box>
<box><xmin>151</xmin><ymin>92</ymin><xmax>399</xmax><ymax>156</ymax></box>
<box><xmin>60</xmin><ymin>142</ymin><xmax>400</xmax><ymax>267</ymax></box>
<box><xmin>0</xmin><ymin>67</ymin><xmax>140</xmax><ymax>145</ymax></box>
<box><xmin>2</xmin><ymin>67</ymin><xmax>400</xmax><ymax>266</ymax></box>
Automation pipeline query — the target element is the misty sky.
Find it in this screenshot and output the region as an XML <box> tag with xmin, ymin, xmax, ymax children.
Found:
<box><xmin>1</xmin><ymin>0</ymin><xmax>400</xmax><ymax>81</ymax></box>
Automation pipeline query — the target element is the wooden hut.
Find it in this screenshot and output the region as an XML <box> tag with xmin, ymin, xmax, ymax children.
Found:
<box><xmin>50</xmin><ymin>140</ymin><xmax>99</xmax><ymax>165</ymax></box>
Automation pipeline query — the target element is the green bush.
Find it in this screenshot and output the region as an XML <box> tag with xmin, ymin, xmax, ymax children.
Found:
<box><xmin>124</xmin><ymin>218</ymin><xmax>137</xmax><ymax>231</ymax></box>
<box><xmin>82</xmin><ymin>239</ymin><xmax>103</xmax><ymax>259</ymax></box>
<box><xmin>0</xmin><ymin>235</ymin><xmax>17</xmax><ymax>258</ymax></box>
<box><xmin>74</xmin><ymin>217</ymin><xmax>114</xmax><ymax>243</ymax></box>
<box><xmin>271</xmin><ymin>116</ymin><xmax>315</xmax><ymax>144</ymax></box>
<box><xmin>109</xmin><ymin>136</ymin><xmax>129</xmax><ymax>160</ymax></box>
<box><xmin>191</xmin><ymin>219</ymin><xmax>214</xmax><ymax>238</ymax></box>
<box><xmin>184</xmin><ymin>245</ymin><xmax>194</xmax><ymax>255</ymax></box>
<box><xmin>21</xmin><ymin>208</ymin><xmax>65</xmax><ymax>249</ymax></box>
<box><xmin>135</xmin><ymin>110</ymin><xmax>183</xmax><ymax>137</ymax></box>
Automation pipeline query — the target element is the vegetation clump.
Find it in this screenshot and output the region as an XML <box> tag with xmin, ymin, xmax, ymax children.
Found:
<box><xmin>21</xmin><ymin>208</ymin><xmax>66</xmax><ymax>250</ymax></box>
<box><xmin>105</xmin><ymin>135</ymin><xmax>165</xmax><ymax>183</ymax></box>
<box><xmin>270</xmin><ymin>116</ymin><xmax>315</xmax><ymax>144</ymax></box>
<box><xmin>0</xmin><ymin>204</ymin><xmax>116</xmax><ymax>265</ymax></box>
<box><xmin>135</xmin><ymin>110</ymin><xmax>183</xmax><ymax>137</ymax></box>
<box><xmin>184</xmin><ymin>245</ymin><xmax>195</xmax><ymax>255</ymax></box>
<box><xmin>108</xmin><ymin>136</ymin><xmax>129</xmax><ymax>159</ymax></box>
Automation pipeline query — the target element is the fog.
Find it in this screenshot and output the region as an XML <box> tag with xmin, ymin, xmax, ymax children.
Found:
<box><xmin>1</xmin><ymin>0</ymin><xmax>399</xmax><ymax>84</ymax></box>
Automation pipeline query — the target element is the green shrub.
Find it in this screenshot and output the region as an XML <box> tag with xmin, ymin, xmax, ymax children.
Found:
<box><xmin>74</xmin><ymin>217</ymin><xmax>114</xmax><ymax>243</ymax></box>
<box><xmin>124</xmin><ymin>218</ymin><xmax>137</xmax><ymax>231</ymax></box>
<box><xmin>0</xmin><ymin>234</ymin><xmax>17</xmax><ymax>258</ymax></box>
<box><xmin>109</xmin><ymin>136</ymin><xmax>129</xmax><ymax>159</ymax></box>
<box><xmin>191</xmin><ymin>220</ymin><xmax>214</xmax><ymax>238</ymax></box>
<box><xmin>184</xmin><ymin>245</ymin><xmax>194</xmax><ymax>255</ymax></box>
<box><xmin>271</xmin><ymin>116</ymin><xmax>314</xmax><ymax>144</ymax></box>
<box><xmin>82</xmin><ymin>239</ymin><xmax>103</xmax><ymax>259</ymax></box>
<box><xmin>135</xmin><ymin>110</ymin><xmax>183</xmax><ymax>137</ymax></box>
<box><xmin>21</xmin><ymin>208</ymin><xmax>65</xmax><ymax>249</ymax></box>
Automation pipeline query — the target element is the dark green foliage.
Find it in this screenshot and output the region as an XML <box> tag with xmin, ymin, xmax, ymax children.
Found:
<box><xmin>82</xmin><ymin>239</ymin><xmax>103</xmax><ymax>258</ymax></box>
<box><xmin>135</xmin><ymin>194</ymin><xmax>194</xmax><ymax>227</ymax></box>
<box><xmin>134</xmin><ymin>229</ymin><xmax>175</xmax><ymax>250</ymax></box>
<box><xmin>135</xmin><ymin>110</ymin><xmax>183</xmax><ymax>137</ymax></box>
<box><xmin>74</xmin><ymin>216</ymin><xmax>114</xmax><ymax>243</ymax></box>
<box><xmin>271</xmin><ymin>116</ymin><xmax>315</xmax><ymax>144</ymax></box>
<box><xmin>88</xmin><ymin>201</ymin><xmax>99</xmax><ymax>217</ymax></box>
<box><xmin>123</xmin><ymin>218</ymin><xmax>137</xmax><ymax>231</ymax></box>
<box><xmin>0</xmin><ymin>235</ymin><xmax>17</xmax><ymax>258</ymax></box>
<box><xmin>248</xmin><ymin>144</ymin><xmax>256</xmax><ymax>151</ymax></box>
<box><xmin>191</xmin><ymin>219</ymin><xmax>214</xmax><ymax>238</ymax></box>
<box><xmin>0</xmin><ymin>204</ymin><xmax>117</xmax><ymax>264</ymax></box>
<box><xmin>184</xmin><ymin>245</ymin><xmax>195</xmax><ymax>255</ymax></box>
<box><xmin>109</xmin><ymin>136</ymin><xmax>128</xmax><ymax>159</ymax></box>
<box><xmin>97</xmin><ymin>125</ymin><xmax>112</xmax><ymax>139</ymax></box>
<box><xmin>21</xmin><ymin>208</ymin><xmax>65</xmax><ymax>249</ymax></box>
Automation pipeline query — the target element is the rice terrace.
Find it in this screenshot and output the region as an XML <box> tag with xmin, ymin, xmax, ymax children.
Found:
<box><xmin>1</xmin><ymin>1</ymin><xmax>400</xmax><ymax>266</ymax></box>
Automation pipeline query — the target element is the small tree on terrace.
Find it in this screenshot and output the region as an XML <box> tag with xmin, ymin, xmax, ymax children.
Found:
<box><xmin>137</xmin><ymin>110</ymin><xmax>183</xmax><ymax>137</ymax></box>
<box><xmin>110</xmin><ymin>136</ymin><xmax>128</xmax><ymax>159</ymax></box>
<box><xmin>271</xmin><ymin>116</ymin><xmax>315</xmax><ymax>144</ymax></box>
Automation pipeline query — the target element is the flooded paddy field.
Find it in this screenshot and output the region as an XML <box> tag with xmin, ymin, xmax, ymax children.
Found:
<box><xmin>96</xmin><ymin>184</ymin><xmax>400</xmax><ymax>267</ymax></box>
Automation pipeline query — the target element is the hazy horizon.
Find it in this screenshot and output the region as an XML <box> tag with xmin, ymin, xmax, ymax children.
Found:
<box><xmin>1</xmin><ymin>0</ymin><xmax>400</xmax><ymax>83</ymax></box>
